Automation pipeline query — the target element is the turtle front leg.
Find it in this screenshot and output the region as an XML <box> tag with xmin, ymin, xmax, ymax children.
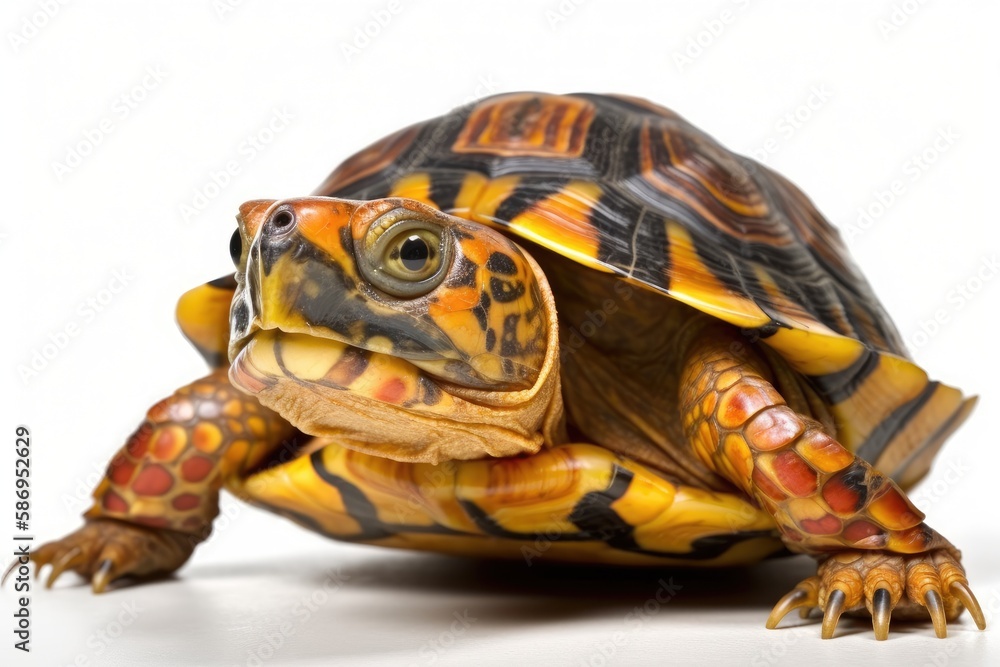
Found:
<box><xmin>678</xmin><ymin>325</ymin><xmax>986</xmax><ymax>639</ymax></box>
<box><xmin>24</xmin><ymin>368</ymin><xmax>296</xmax><ymax>592</ymax></box>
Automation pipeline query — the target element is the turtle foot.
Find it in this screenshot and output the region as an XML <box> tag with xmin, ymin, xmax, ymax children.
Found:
<box><xmin>766</xmin><ymin>549</ymin><xmax>986</xmax><ymax>639</ymax></box>
<box><xmin>3</xmin><ymin>519</ymin><xmax>197</xmax><ymax>593</ymax></box>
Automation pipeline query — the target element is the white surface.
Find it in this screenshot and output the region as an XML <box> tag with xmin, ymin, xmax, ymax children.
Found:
<box><xmin>2</xmin><ymin>1</ymin><xmax>999</xmax><ymax>665</ymax></box>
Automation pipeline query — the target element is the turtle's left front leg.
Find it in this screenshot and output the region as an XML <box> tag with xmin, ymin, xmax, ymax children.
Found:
<box><xmin>678</xmin><ymin>323</ymin><xmax>986</xmax><ymax>639</ymax></box>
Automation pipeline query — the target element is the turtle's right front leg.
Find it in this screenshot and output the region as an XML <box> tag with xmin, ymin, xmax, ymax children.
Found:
<box><xmin>23</xmin><ymin>368</ymin><xmax>296</xmax><ymax>592</ymax></box>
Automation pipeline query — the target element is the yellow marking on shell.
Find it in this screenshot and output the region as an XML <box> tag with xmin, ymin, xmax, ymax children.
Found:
<box><xmin>507</xmin><ymin>181</ymin><xmax>611</xmax><ymax>273</ymax></box>
<box><xmin>752</xmin><ymin>265</ymin><xmax>840</xmax><ymax>334</ymax></box>
<box><xmin>666</xmin><ymin>222</ymin><xmax>770</xmax><ymax>328</ymax></box>
<box><xmin>468</xmin><ymin>175</ymin><xmax>522</xmax><ymax>227</ymax></box>
<box><xmin>389</xmin><ymin>173</ymin><xmax>435</xmax><ymax>207</ymax></box>
<box><xmin>827</xmin><ymin>354</ymin><xmax>930</xmax><ymax>453</ymax></box>
<box><xmin>449</xmin><ymin>172</ymin><xmax>489</xmax><ymax>218</ymax></box>
<box><xmin>635</xmin><ymin>487</ymin><xmax>774</xmax><ymax>553</ymax></box>
<box><xmin>610</xmin><ymin>472</ymin><xmax>676</xmax><ymax>527</ymax></box>
<box><xmin>238</xmin><ymin>448</ymin><xmax>364</xmax><ymax>537</ymax></box>
<box><xmin>761</xmin><ymin>327</ymin><xmax>864</xmax><ymax>376</ymax></box>
<box><xmin>175</xmin><ymin>282</ymin><xmax>234</xmax><ymax>364</ymax></box>
<box><xmin>455</xmin><ymin>447</ymin><xmax>610</xmax><ymax>534</ymax></box>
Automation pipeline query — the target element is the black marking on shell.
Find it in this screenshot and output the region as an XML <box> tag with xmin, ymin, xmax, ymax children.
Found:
<box><xmin>856</xmin><ymin>381</ymin><xmax>940</xmax><ymax>465</ymax></box>
<box><xmin>806</xmin><ymin>348</ymin><xmax>879</xmax><ymax>404</ymax></box>
<box><xmin>428</xmin><ymin>171</ymin><xmax>464</xmax><ymax>212</ymax></box>
<box><xmin>485</xmin><ymin>328</ymin><xmax>497</xmax><ymax>352</ymax></box>
<box><xmin>446</xmin><ymin>256</ymin><xmax>479</xmax><ymax>288</ymax></box>
<box><xmin>500</xmin><ymin>314</ymin><xmax>520</xmax><ymax>357</ymax></box>
<box><xmin>485</xmin><ymin>252</ymin><xmax>518</xmax><ymax>276</ymax></box>
<box><xmin>501</xmin><ymin>358</ymin><xmax>515</xmax><ymax>376</ymax></box>
<box><xmin>490</xmin><ymin>277</ymin><xmax>525</xmax><ymax>303</ymax></box>
<box><xmin>493</xmin><ymin>177</ymin><xmax>571</xmax><ymax>222</ymax></box>
<box><xmin>472</xmin><ymin>290</ymin><xmax>491</xmax><ymax>331</ymax></box>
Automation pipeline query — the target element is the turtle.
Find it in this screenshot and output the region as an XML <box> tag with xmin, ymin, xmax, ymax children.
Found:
<box><xmin>18</xmin><ymin>92</ymin><xmax>986</xmax><ymax>640</ymax></box>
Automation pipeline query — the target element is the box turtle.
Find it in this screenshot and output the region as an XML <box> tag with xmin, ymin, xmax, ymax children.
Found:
<box><xmin>20</xmin><ymin>93</ymin><xmax>986</xmax><ymax>640</ymax></box>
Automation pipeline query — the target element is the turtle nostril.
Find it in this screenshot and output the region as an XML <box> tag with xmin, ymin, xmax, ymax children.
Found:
<box><xmin>265</xmin><ymin>209</ymin><xmax>295</xmax><ymax>234</ymax></box>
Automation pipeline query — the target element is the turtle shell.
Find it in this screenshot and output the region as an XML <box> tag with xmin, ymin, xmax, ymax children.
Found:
<box><xmin>313</xmin><ymin>92</ymin><xmax>972</xmax><ymax>489</ymax></box>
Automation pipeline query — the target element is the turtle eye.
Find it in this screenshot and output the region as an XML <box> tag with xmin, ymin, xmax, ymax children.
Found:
<box><xmin>384</xmin><ymin>231</ymin><xmax>440</xmax><ymax>279</ymax></box>
<box><xmin>357</xmin><ymin>212</ymin><xmax>452</xmax><ymax>298</ymax></box>
<box><xmin>229</xmin><ymin>228</ymin><xmax>242</xmax><ymax>267</ymax></box>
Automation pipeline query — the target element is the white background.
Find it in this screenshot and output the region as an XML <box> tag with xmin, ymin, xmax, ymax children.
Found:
<box><xmin>3</xmin><ymin>1</ymin><xmax>999</xmax><ymax>665</ymax></box>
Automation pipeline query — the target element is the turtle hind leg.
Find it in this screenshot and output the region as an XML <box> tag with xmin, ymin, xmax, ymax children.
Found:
<box><xmin>677</xmin><ymin>322</ymin><xmax>986</xmax><ymax>639</ymax></box>
<box><xmin>767</xmin><ymin>550</ymin><xmax>986</xmax><ymax>639</ymax></box>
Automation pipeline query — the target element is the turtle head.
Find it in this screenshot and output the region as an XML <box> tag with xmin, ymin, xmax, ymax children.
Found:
<box><xmin>227</xmin><ymin>196</ymin><xmax>563</xmax><ymax>462</ymax></box>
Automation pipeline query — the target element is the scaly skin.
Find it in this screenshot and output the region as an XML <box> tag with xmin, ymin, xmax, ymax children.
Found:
<box><xmin>27</xmin><ymin>368</ymin><xmax>296</xmax><ymax>592</ymax></box>
<box><xmin>679</xmin><ymin>323</ymin><xmax>985</xmax><ymax>638</ymax></box>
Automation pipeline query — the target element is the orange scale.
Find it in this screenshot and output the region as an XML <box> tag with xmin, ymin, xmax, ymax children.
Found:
<box><xmin>752</xmin><ymin>466</ymin><xmax>787</xmax><ymax>502</ymax></box>
<box><xmin>745</xmin><ymin>406</ymin><xmax>804</xmax><ymax>452</ymax></box>
<box><xmin>821</xmin><ymin>466</ymin><xmax>866</xmax><ymax>515</ymax></box>
<box><xmin>868</xmin><ymin>487</ymin><xmax>924</xmax><ymax>530</ymax></box>
<box><xmin>225</xmin><ymin>440</ymin><xmax>250</xmax><ymax>467</ymax></box>
<box><xmin>102</xmin><ymin>490</ymin><xmax>128</xmax><ymax>513</ymax></box>
<box><xmin>133</xmin><ymin>464</ymin><xmax>174</xmax><ymax>496</ymax></box>
<box><xmin>193</xmin><ymin>423</ymin><xmax>224</xmax><ymax>454</ymax></box>
<box><xmin>794</xmin><ymin>431</ymin><xmax>853</xmax><ymax>473</ymax></box>
<box><xmin>126</xmin><ymin>426</ymin><xmax>152</xmax><ymax>458</ymax></box>
<box><xmin>222</xmin><ymin>399</ymin><xmax>244</xmax><ymax>418</ymax></box>
<box><xmin>843</xmin><ymin>519</ymin><xmax>885</xmax><ymax>545</ymax></box>
<box><xmin>181</xmin><ymin>455</ymin><xmax>215</xmax><ymax>483</ymax></box>
<box><xmin>771</xmin><ymin>451</ymin><xmax>817</xmax><ymax>497</ymax></box>
<box><xmin>108</xmin><ymin>458</ymin><xmax>137</xmax><ymax>486</ymax></box>
<box><xmin>799</xmin><ymin>514</ymin><xmax>842</xmax><ymax>535</ymax></box>
<box><xmin>151</xmin><ymin>426</ymin><xmax>188</xmax><ymax>462</ymax></box>
<box><xmin>722</xmin><ymin>434</ymin><xmax>752</xmax><ymax>484</ymax></box>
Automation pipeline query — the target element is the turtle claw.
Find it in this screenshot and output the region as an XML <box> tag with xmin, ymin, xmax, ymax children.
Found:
<box><xmin>924</xmin><ymin>589</ymin><xmax>947</xmax><ymax>638</ymax></box>
<box><xmin>24</xmin><ymin>519</ymin><xmax>196</xmax><ymax>593</ymax></box>
<box><xmin>950</xmin><ymin>581</ymin><xmax>986</xmax><ymax>630</ymax></box>
<box><xmin>45</xmin><ymin>546</ymin><xmax>83</xmax><ymax>589</ymax></box>
<box><xmin>766</xmin><ymin>582</ymin><xmax>817</xmax><ymax>629</ymax></box>
<box><xmin>767</xmin><ymin>549</ymin><xmax>986</xmax><ymax>639</ymax></box>
<box><xmin>92</xmin><ymin>559</ymin><xmax>116</xmax><ymax>594</ymax></box>
<box><xmin>872</xmin><ymin>587</ymin><xmax>892</xmax><ymax>640</ymax></box>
